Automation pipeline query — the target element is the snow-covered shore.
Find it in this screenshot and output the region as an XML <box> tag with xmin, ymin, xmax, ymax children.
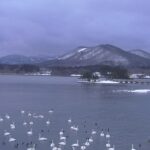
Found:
<box><xmin>114</xmin><ymin>89</ymin><xmax>150</xmax><ymax>93</ymax></box>
<box><xmin>77</xmin><ymin>79</ymin><xmax>120</xmax><ymax>84</ymax></box>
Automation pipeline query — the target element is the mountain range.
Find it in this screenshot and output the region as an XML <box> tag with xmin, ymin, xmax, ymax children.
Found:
<box><xmin>0</xmin><ymin>55</ymin><xmax>53</xmax><ymax>65</ymax></box>
<box><xmin>43</xmin><ymin>44</ymin><xmax>150</xmax><ymax>68</ymax></box>
<box><xmin>1</xmin><ymin>44</ymin><xmax>150</xmax><ymax>68</ymax></box>
<box><xmin>129</xmin><ymin>49</ymin><xmax>150</xmax><ymax>59</ymax></box>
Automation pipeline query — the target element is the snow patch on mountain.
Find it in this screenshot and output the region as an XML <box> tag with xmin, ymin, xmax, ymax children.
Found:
<box><xmin>40</xmin><ymin>44</ymin><xmax>150</xmax><ymax>67</ymax></box>
<box><xmin>129</xmin><ymin>49</ymin><xmax>150</xmax><ymax>59</ymax></box>
<box><xmin>78</xmin><ymin>48</ymin><xmax>87</xmax><ymax>53</ymax></box>
<box><xmin>58</xmin><ymin>52</ymin><xmax>75</xmax><ymax>60</ymax></box>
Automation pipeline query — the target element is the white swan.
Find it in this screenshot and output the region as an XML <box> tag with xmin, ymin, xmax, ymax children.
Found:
<box><xmin>106</xmin><ymin>140</ymin><xmax>111</xmax><ymax>148</ymax></box>
<box><xmin>5</xmin><ymin>114</ymin><xmax>10</xmax><ymax>119</ymax></box>
<box><xmin>72</xmin><ymin>140</ymin><xmax>79</xmax><ymax>147</ymax></box>
<box><xmin>0</xmin><ymin>117</ymin><xmax>4</xmax><ymax>122</ymax></box>
<box><xmin>23</xmin><ymin>121</ymin><xmax>27</xmax><ymax>126</ymax></box>
<box><xmin>60</xmin><ymin>135</ymin><xmax>66</xmax><ymax>141</ymax></box>
<box><xmin>27</xmin><ymin>129</ymin><xmax>33</xmax><ymax>136</ymax></box>
<box><xmin>10</xmin><ymin>122</ymin><xmax>15</xmax><ymax>129</ymax></box>
<box><xmin>50</xmin><ymin>140</ymin><xmax>55</xmax><ymax>148</ymax></box>
<box><xmin>29</xmin><ymin>121</ymin><xmax>34</xmax><ymax>126</ymax></box>
<box><xmin>4</xmin><ymin>130</ymin><xmax>10</xmax><ymax>136</ymax></box>
<box><xmin>131</xmin><ymin>144</ymin><xmax>136</xmax><ymax>150</ymax></box>
<box><xmin>70</xmin><ymin>125</ymin><xmax>79</xmax><ymax>132</ymax></box>
<box><xmin>89</xmin><ymin>137</ymin><xmax>93</xmax><ymax>143</ymax></box>
<box><xmin>106</xmin><ymin>132</ymin><xmax>111</xmax><ymax>138</ymax></box>
<box><xmin>81</xmin><ymin>145</ymin><xmax>86</xmax><ymax>150</ymax></box>
<box><xmin>59</xmin><ymin>141</ymin><xmax>66</xmax><ymax>146</ymax></box>
<box><xmin>85</xmin><ymin>140</ymin><xmax>90</xmax><ymax>147</ymax></box>
<box><xmin>100</xmin><ymin>130</ymin><xmax>105</xmax><ymax>137</ymax></box>
<box><xmin>48</xmin><ymin>109</ymin><xmax>54</xmax><ymax>114</ymax></box>
<box><xmin>46</xmin><ymin>120</ymin><xmax>50</xmax><ymax>125</ymax></box>
<box><xmin>39</xmin><ymin>115</ymin><xmax>44</xmax><ymax>119</ymax></box>
<box><xmin>38</xmin><ymin>134</ymin><xmax>47</xmax><ymax>141</ymax></box>
<box><xmin>68</xmin><ymin>118</ymin><xmax>72</xmax><ymax>123</ymax></box>
<box><xmin>91</xmin><ymin>129</ymin><xmax>97</xmax><ymax>135</ymax></box>
<box><xmin>59</xmin><ymin>129</ymin><xmax>64</xmax><ymax>136</ymax></box>
<box><xmin>28</xmin><ymin>112</ymin><xmax>32</xmax><ymax>117</ymax></box>
<box><xmin>9</xmin><ymin>135</ymin><xmax>16</xmax><ymax>142</ymax></box>
<box><xmin>21</xmin><ymin>110</ymin><xmax>25</xmax><ymax>114</ymax></box>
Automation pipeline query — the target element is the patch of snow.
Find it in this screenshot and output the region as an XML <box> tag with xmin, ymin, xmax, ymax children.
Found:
<box><xmin>144</xmin><ymin>76</ymin><xmax>150</xmax><ymax>79</ymax></box>
<box><xmin>82</xmin><ymin>48</ymin><xmax>104</xmax><ymax>59</ymax></box>
<box><xmin>95</xmin><ymin>80</ymin><xmax>119</xmax><ymax>84</ymax></box>
<box><xmin>77</xmin><ymin>80</ymin><xmax>90</xmax><ymax>83</ymax></box>
<box><xmin>78</xmin><ymin>48</ymin><xmax>87</xmax><ymax>53</ymax></box>
<box><xmin>70</xmin><ymin>74</ymin><xmax>82</xmax><ymax>77</ymax></box>
<box><xmin>130</xmin><ymin>89</ymin><xmax>150</xmax><ymax>93</ymax></box>
<box><xmin>130</xmin><ymin>50</ymin><xmax>150</xmax><ymax>59</ymax></box>
<box><xmin>115</xmin><ymin>89</ymin><xmax>150</xmax><ymax>93</ymax></box>
<box><xmin>58</xmin><ymin>53</ymin><xmax>75</xmax><ymax>60</ymax></box>
<box><xmin>78</xmin><ymin>80</ymin><xmax>119</xmax><ymax>84</ymax></box>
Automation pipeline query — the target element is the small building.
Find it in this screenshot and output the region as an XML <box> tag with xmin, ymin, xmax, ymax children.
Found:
<box><xmin>70</xmin><ymin>74</ymin><xmax>82</xmax><ymax>77</ymax></box>
<box><xmin>93</xmin><ymin>72</ymin><xmax>101</xmax><ymax>77</ymax></box>
<box><xmin>144</xmin><ymin>75</ymin><xmax>150</xmax><ymax>79</ymax></box>
<box><xmin>129</xmin><ymin>74</ymin><xmax>144</xmax><ymax>79</ymax></box>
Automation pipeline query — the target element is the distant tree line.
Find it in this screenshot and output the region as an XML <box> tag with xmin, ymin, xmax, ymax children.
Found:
<box><xmin>81</xmin><ymin>71</ymin><xmax>99</xmax><ymax>81</ymax></box>
<box><xmin>0</xmin><ymin>64</ymin><xmax>129</xmax><ymax>78</ymax></box>
<box><xmin>0</xmin><ymin>64</ymin><xmax>40</xmax><ymax>74</ymax></box>
<box><xmin>99</xmin><ymin>65</ymin><xmax>129</xmax><ymax>79</ymax></box>
<box><xmin>49</xmin><ymin>65</ymin><xmax>129</xmax><ymax>79</ymax></box>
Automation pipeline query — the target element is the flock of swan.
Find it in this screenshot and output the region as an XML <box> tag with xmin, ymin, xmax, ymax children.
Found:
<box><xmin>0</xmin><ymin>110</ymin><xmax>138</xmax><ymax>150</ymax></box>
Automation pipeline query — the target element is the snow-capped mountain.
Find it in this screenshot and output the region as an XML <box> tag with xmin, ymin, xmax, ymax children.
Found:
<box><xmin>1</xmin><ymin>45</ymin><xmax>150</xmax><ymax>67</ymax></box>
<box><xmin>44</xmin><ymin>44</ymin><xmax>150</xmax><ymax>67</ymax></box>
<box><xmin>0</xmin><ymin>55</ymin><xmax>53</xmax><ymax>64</ymax></box>
<box><xmin>129</xmin><ymin>49</ymin><xmax>150</xmax><ymax>59</ymax></box>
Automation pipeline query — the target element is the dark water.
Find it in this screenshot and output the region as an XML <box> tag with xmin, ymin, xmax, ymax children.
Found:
<box><xmin>0</xmin><ymin>75</ymin><xmax>150</xmax><ymax>150</ymax></box>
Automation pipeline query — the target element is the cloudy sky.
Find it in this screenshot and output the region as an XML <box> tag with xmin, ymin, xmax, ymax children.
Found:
<box><xmin>0</xmin><ymin>0</ymin><xmax>149</xmax><ymax>56</ymax></box>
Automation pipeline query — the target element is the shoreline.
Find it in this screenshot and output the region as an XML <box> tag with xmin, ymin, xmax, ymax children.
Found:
<box><xmin>77</xmin><ymin>79</ymin><xmax>150</xmax><ymax>85</ymax></box>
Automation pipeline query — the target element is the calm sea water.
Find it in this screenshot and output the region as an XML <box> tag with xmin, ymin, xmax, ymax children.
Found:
<box><xmin>0</xmin><ymin>75</ymin><xmax>150</xmax><ymax>150</ymax></box>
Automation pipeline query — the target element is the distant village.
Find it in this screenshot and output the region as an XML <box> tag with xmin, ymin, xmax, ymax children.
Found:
<box><xmin>71</xmin><ymin>72</ymin><xmax>150</xmax><ymax>79</ymax></box>
<box><xmin>70</xmin><ymin>71</ymin><xmax>150</xmax><ymax>85</ymax></box>
<box><xmin>26</xmin><ymin>68</ymin><xmax>150</xmax><ymax>80</ymax></box>
<box><xmin>0</xmin><ymin>63</ymin><xmax>150</xmax><ymax>82</ymax></box>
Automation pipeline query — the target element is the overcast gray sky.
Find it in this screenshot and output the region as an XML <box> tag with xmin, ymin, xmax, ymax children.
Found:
<box><xmin>0</xmin><ymin>0</ymin><xmax>150</xmax><ymax>56</ymax></box>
